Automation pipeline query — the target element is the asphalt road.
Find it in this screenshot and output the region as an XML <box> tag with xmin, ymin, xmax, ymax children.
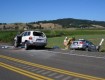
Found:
<box><xmin>0</xmin><ymin>45</ymin><xmax>105</xmax><ymax>80</ymax></box>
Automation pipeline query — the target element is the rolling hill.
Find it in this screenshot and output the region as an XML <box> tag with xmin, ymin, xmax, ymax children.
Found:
<box><xmin>0</xmin><ymin>18</ymin><xmax>105</xmax><ymax>30</ymax></box>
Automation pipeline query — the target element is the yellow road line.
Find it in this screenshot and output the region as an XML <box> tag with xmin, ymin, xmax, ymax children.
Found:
<box><xmin>0</xmin><ymin>62</ymin><xmax>53</xmax><ymax>80</ymax></box>
<box><xmin>0</xmin><ymin>55</ymin><xmax>105</xmax><ymax>80</ymax></box>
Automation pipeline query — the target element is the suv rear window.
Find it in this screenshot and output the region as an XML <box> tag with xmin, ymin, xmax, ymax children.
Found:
<box><xmin>33</xmin><ymin>32</ymin><xmax>43</xmax><ymax>36</ymax></box>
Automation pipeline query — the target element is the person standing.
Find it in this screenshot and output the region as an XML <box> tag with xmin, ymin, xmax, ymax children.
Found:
<box><xmin>67</xmin><ymin>36</ymin><xmax>75</xmax><ymax>49</ymax></box>
<box><xmin>63</xmin><ymin>37</ymin><xmax>68</xmax><ymax>49</ymax></box>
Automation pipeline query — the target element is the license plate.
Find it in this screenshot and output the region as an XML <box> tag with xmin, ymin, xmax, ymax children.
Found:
<box><xmin>37</xmin><ymin>39</ymin><xmax>43</xmax><ymax>42</ymax></box>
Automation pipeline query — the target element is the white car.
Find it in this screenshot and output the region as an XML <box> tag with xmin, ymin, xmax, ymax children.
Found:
<box><xmin>14</xmin><ymin>30</ymin><xmax>47</xmax><ymax>50</ymax></box>
<box><xmin>70</xmin><ymin>39</ymin><xmax>99</xmax><ymax>51</ymax></box>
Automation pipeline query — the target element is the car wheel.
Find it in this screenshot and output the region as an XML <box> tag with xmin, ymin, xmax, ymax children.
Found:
<box><xmin>24</xmin><ymin>42</ymin><xmax>29</xmax><ymax>50</ymax></box>
<box><xmin>14</xmin><ymin>40</ymin><xmax>19</xmax><ymax>47</ymax></box>
<box><xmin>85</xmin><ymin>47</ymin><xmax>89</xmax><ymax>51</ymax></box>
<box><xmin>41</xmin><ymin>46</ymin><xmax>45</xmax><ymax>49</ymax></box>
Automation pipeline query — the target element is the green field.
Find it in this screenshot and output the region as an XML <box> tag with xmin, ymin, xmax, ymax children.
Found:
<box><xmin>0</xmin><ymin>31</ymin><xmax>17</xmax><ymax>43</ymax></box>
<box><xmin>0</xmin><ymin>30</ymin><xmax>105</xmax><ymax>51</ymax></box>
<box><xmin>47</xmin><ymin>34</ymin><xmax>105</xmax><ymax>52</ymax></box>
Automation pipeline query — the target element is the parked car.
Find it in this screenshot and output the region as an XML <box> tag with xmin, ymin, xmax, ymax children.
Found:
<box><xmin>70</xmin><ymin>39</ymin><xmax>99</xmax><ymax>51</ymax></box>
<box><xmin>14</xmin><ymin>30</ymin><xmax>47</xmax><ymax>50</ymax></box>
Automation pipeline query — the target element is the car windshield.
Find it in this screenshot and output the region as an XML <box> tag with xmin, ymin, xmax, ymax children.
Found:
<box><xmin>33</xmin><ymin>32</ymin><xmax>44</xmax><ymax>37</ymax></box>
<box><xmin>86</xmin><ymin>41</ymin><xmax>94</xmax><ymax>45</ymax></box>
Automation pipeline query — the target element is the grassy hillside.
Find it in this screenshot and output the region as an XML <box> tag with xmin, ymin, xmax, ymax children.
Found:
<box><xmin>34</xmin><ymin>18</ymin><xmax>105</xmax><ymax>28</ymax></box>
<box><xmin>1</xmin><ymin>18</ymin><xmax>105</xmax><ymax>30</ymax></box>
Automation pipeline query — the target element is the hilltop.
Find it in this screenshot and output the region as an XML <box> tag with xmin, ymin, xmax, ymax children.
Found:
<box><xmin>0</xmin><ymin>18</ymin><xmax>105</xmax><ymax>30</ymax></box>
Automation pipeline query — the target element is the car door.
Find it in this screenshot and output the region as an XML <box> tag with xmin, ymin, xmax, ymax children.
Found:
<box><xmin>21</xmin><ymin>31</ymin><xmax>28</xmax><ymax>43</ymax></box>
<box><xmin>22</xmin><ymin>31</ymin><xmax>31</xmax><ymax>43</ymax></box>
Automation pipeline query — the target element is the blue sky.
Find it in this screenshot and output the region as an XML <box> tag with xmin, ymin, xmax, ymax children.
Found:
<box><xmin>0</xmin><ymin>0</ymin><xmax>105</xmax><ymax>23</ymax></box>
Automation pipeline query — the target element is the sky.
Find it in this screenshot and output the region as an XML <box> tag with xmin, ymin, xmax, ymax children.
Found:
<box><xmin>0</xmin><ymin>0</ymin><xmax>105</xmax><ymax>23</ymax></box>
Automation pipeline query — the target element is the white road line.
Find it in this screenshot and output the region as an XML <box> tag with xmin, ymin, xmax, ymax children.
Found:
<box><xmin>34</xmin><ymin>50</ymin><xmax>105</xmax><ymax>59</ymax></box>
<box><xmin>42</xmin><ymin>71</ymin><xmax>52</xmax><ymax>75</ymax></box>
<box><xmin>55</xmin><ymin>74</ymin><xmax>64</xmax><ymax>79</ymax></box>
<box><xmin>72</xmin><ymin>78</ymin><xmax>80</xmax><ymax>80</ymax></box>
<box><xmin>48</xmin><ymin>73</ymin><xmax>58</xmax><ymax>77</ymax></box>
<box><xmin>62</xmin><ymin>76</ymin><xmax>72</xmax><ymax>80</ymax></box>
<box><xmin>69</xmin><ymin>54</ymin><xmax>105</xmax><ymax>59</ymax></box>
<box><xmin>31</xmin><ymin>68</ymin><xmax>40</xmax><ymax>71</ymax></box>
<box><xmin>36</xmin><ymin>70</ymin><xmax>46</xmax><ymax>73</ymax></box>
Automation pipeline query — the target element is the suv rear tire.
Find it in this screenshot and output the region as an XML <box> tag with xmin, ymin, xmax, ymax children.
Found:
<box><xmin>25</xmin><ymin>42</ymin><xmax>29</xmax><ymax>50</ymax></box>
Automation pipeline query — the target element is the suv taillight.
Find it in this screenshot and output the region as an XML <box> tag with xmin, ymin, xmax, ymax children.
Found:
<box><xmin>79</xmin><ymin>42</ymin><xmax>84</xmax><ymax>44</ymax></box>
<box><xmin>29</xmin><ymin>36</ymin><xmax>32</xmax><ymax>40</ymax></box>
